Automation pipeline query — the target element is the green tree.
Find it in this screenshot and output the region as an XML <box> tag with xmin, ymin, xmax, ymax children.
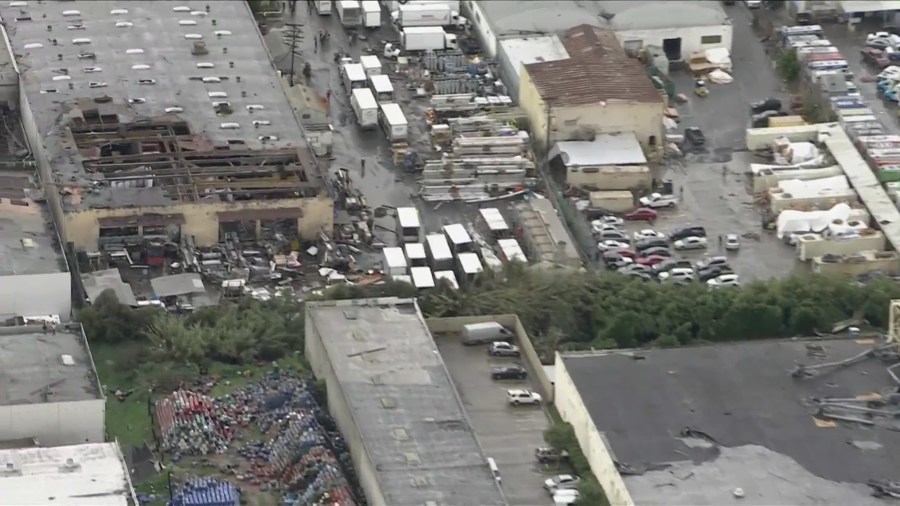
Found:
<box><xmin>777</xmin><ymin>50</ymin><xmax>801</xmax><ymax>82</ymax></box>
<box><xmin>76</xmin><ymin>289</ymin><xmax>158</xmax><ymax>343</ymax></box>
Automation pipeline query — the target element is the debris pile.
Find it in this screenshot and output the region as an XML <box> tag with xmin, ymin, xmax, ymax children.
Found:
<box><xmin>155</xmin><ymin>371</ymin><xmax>360</xmax><ymax>506</ymax></box>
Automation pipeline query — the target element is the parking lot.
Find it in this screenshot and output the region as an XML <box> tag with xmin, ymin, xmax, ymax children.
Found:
<box><xmin>436</xmin><ymin>334</ymin><xmax>551</xmax><ymax>506</ymax></box>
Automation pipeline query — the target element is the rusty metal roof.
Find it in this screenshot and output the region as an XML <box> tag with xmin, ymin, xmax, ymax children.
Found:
<box><xmin>524</xmin><ymin>24</ymin><xmax>663</xmax><ymax>107</ymax></box>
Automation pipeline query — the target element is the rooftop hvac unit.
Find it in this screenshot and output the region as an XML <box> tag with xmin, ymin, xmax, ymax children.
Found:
<box><xmin>191</xmin><ymin>41</ymin><xmax>209</xmax><ymax>56</ymax></box>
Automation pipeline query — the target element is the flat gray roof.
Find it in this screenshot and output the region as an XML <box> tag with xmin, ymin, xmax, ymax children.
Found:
<box><xmin>2</xmin><ymin>0</ymin><xmax>318</xmax><ymax>211</ymax></box>
<box><xmin>81</xmin><ymin>268</ymin><xmax>137</xmax><ymax>306</ymax></box>
<box><xmin>307</xmin><ymin>298</ymin><xmax>506</xmax><ymax>506</ymax></box>
<box><xmin>551</xmin><ymin>133</ymin><xmax>647</xmax><ymax>167</ymax></box>
<box><xmin>561</xmin><ymin>338</ymin><xmax>900</xmax><ymax>505</ymax></box>
<box><xmin>0</xmin><ymin>196</ymin><xmax>67</xmax><ymax>276</ymax></box>
<box><xmin>0</xmin><ymin>326</ymin><xmax>102</xmax><ymax>406</ymax></box>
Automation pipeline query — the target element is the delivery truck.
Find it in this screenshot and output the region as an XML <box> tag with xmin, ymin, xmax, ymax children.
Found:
<box><xmin>341</xmin><ymin>63</ymin><xmax>367</xmax><ymax>90</ymax></box>
<box><xmin>336</xmin><ymin>0</ymin><xmax>361</xmax><ymax>26</ymax></box>
<box><xmin>369</xmin><ymin>73</ymin><xmax>394</xmax><ymax>102</ymax></box>
<box><xmin>401</xmin><ymin>26</ymin><xmax>457</xmax><ymax>52</ymax></box>
<box><xmin>350</xmin><ymin>88</ymin><xmax>379</xmax><ymax>129</ymax></box>
<box><xmin>361</xmin><ymin>0</ymin><xmax>381</xmax><ymax>28</ymax></box>
<box><xmin>315</xmin><ymin>0</ymin><xmax>333</xmax><ymax>14</ymax></box>
<box><xmin>382</xmin><ymin>0</ymin><xmax>460</xmax><ymax>13</ymax></box>
<box><xmin>379</xmin><ymin>102</ymin><xmax>408</xmax><ymax>142</ymax></box>
<box><xmin>391</xmin><ymin>3</ymin><xmax>469</xmax><ymax>30</ymax></box>
<box><xmin>359</xmin><ymin>54</ymin><xmax>382</xmax><ymax>76</ymax></box>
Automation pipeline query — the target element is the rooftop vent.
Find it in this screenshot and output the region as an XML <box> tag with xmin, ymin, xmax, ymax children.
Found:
<box><xmin>61</xmin><ymin>354</ymin><xmax>75</xmax><ymax>366</ymax></box>
<box><xmin>165</xmin><ymin>106</ymin><xmax>184</xmax><ymax>113</ymax></box>
<box><xmin>60</xmin><ymin>458</ymin><xmax>81</xmax><ymax>472</ymax></box>
<box><xmin>10</xmin><ymin>1</ymin><xmax>28</xmax><ymax>7</ymax></box>
<box><xmin>115</xmin><ymin>21</ymin><xmax>133</xmax><ymax>28</ymax></box>
<box><xmin>1</xmin><ymin>461</ymin><xmax>20</xmax><ymax>476</ymax></box>
<box><xmin>192</xmin><ymin>43</ymin><xmax>209</xmax><ymax>56</ymax></box>
<box><xmin>62</xmin><ymin>10</ymin><xmax>80</xmax><ymax>16</ymax></box>
<box><xmin>392</xmin><ymin>428</ymin><xmax>409</xmax><ymax>441</ymax></box>
<box><xmin>178</xmin><ymin>19</ymin><xmax>197</xmax><ymax>26</ymax></box>
<box><xmin>125</xmin><ymin>48</ymin><xmax>144</xmax><ymax>54</ymax></box>
<box><xmin>110</xmin><ymin>8</ymin><xmax>128</xmax><ymax>15</ymax></box>
<box><xmin>172</xmin><ymin>6</ymin><xmax>191</xmax><ymax>12</ymax></box>
<box><xmin>252</xmin><ymin>120</ymin><xmax>271</xmax><ymax>127</ymax></box>
<box><xmin>411</xmin><ymin>476</ymin><xmax>428</xmax><ymax>488</ymax></box>
<box><xmin>184</xmin><ymin>33</ymin><xmax>203</xmax><ymax>40</ymax></box>
<box><xmin>404</xmin><ymin>452</ymin><xmax>421</xmax><ymax>466</ymax></box>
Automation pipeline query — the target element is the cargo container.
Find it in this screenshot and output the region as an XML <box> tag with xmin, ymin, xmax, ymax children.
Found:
<box><xmin>433</xmin><ymin>270</ymin><xmax>459</xmax><ymax>289</ymax></box>
<box><xmin>395</xmin><ymin>206</ymin><xmax>422</xmax><ymax>243</ymax></box>
<box><xmin>361</xmin><ymin>0</ymin><xmax>381</xmax><ymax>27</ymax></box>
<box><xmin>341</xmin><ymin>62</ymin><xmax>367</xmax><ymax>90</ymax></box>
<box><xmin>369</xmin><ymin>73</ymin><xmax>394</xmax><ymax>102</ymax></box>
<box><xmin>405</xmin><ymin>242</ymin><xmax>427</xmax><ymax>267</ymax></box>
<box><xmin>337</xmin><ymin>0</ymin><xmax>361</xmax><ymax>26</ymax></box>
<box><xmin>401</xmin><ymin>26</ymin><xmax>456</xmax><ymax>51</ymax></box>
<box><xmin>478</xmin><ymin>208</ymin><xmax>511</xmax><ymax>240</ymax></box>
<box><xmin>379</xmin><ymin>102</ymin><xmax>408</xmax><ymax>142</ymax></box>
<box><xmin>350</xmin><ymin>88</ymin><xmax>378</xmax><ymax>129</ymax></box>
<box><xmin>383</xmin><ymin>246</ymin><xmax>407</xmax><ymax>277</ymax></box>
<box><xmin>315</xmin><ymin>0</ymin><xmax>333</xmax><ymax>14</ymax></box>
<box><xmin>359</xmin><ymin>54</ymin><xmax>382</xmax><ymax>76</ymax></box>
<box><xmin>425</xmin><ymin>233</ymin><xmax>453</xmax><ymax>271</ymax></box>
<box><xmin>391</xmin><ymin>3</ymin><xmax>469</xmax><ymax>29</ymax></box>
<box><xmin>497</xmin><ymin>238</ymin><xmax>527</xmax><ymax>263</ymax></box>
<box><xmin>410</xmin><ymin>266</ymin><xmax>436</xmax><ymax>289</ymax></box>
<box><xmin>443</xmin><ymin>223</ymin><xmax>474</xmax><ymax>254</ymax></box>
<box><xmin>588</xmin><ymin>190</ymin><xmax>634</xmax><ymax>212</ymax></box>
<box><xmin>456</xmin><ymin>252</ymin><xmax>483</xmax><ymax>283</ymax></box>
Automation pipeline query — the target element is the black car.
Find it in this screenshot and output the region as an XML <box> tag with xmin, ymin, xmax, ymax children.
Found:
<box><xmin>491</xmin><ymin>365</ymin><xmax>527</xmax><ymax>380</ymax></box>
<box><xmin>670</xmin><ymin>226</ymin><xmax>707</xmax><ymax>241</ymax></box>
<box><xmin>635</xmin><ymin>238</ymin><xmax>669</xmax><ymax>251</ymax></box>
<box><xmin>684</xmin><ymin>127</ymin><xmax>705</xmax><ymax>147</ymax></box>
<box><xmin>535</xmin><ymin>447</ymin><xmax>571</xmax><ymax>465</ymax></box>
<box><xmin>639</xmin><ymin>247</ymin><xmax>672</xmax><ymax>258</ymax></box>
<box><xmin>750</xmin><ymin>98</ymin><xmax>782</xmax><ymax>114</ymax></box>
<box><xmin>698</xmin><ymin>265</ymin><xmax>734</xmax><ymax>282</ymax></box>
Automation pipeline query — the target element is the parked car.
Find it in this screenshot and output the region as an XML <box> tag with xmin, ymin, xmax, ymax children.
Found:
<box><xmin>673</xmin><ymin>236</ymin><xmax>709</xmax><ymax>251</ymax></box>
<box><xmin>620</xmin><ymin>263</ymin><xmax>652</xmax><ymax>274</ymax></box>
<box><xmin>592</xmin><ymin>215</ymin><xmax>624</xmax><ymax>228</ymax></box>
<box><xmin>658</xmin><ymin>267</ymin><xmax>696</xmax><ymax>282</ymax></box>
<box><xmin>597</xmin><ymin>229</ymin><xmax>629</xmax><ymax>241</ymax></box>
<box><xmin>507</xmin><ymin>389</ymin><xmax>542</xmax><ymax>405</ymax></box>
<box><xmin>708</xmin><ymin>273</ymin><xmax>741</xmax><ymax>288</ymax></box>
<box><xmin>544</xmin><ymin>474</ymin><xmax>581</xmax><ymax>493</ymax></box>
<box><xmin>597</xmin><ymin>239</ymin><xmax>631</xmax><ymax>252</ymax></box>
<box><xmin>624</xmin><ymin>208</ymin><xmax>658</xmax><ymax>221</ymax></box>
<box><xmin>670</xmin><ymin>226</ymin><xmax>707</xmax><ymax>241</ymax></box>
<box><xmin>744</xmin><ymin>0</ymin><xmax>762</xmax><ymax>7</ymax></box>
<box><xmin>725</xmin><ymin>234</ymin><xmax>741</xmax><ymax>251</ymax></box>
<box><xmin>553</xmin><ymin>489</ymin><xmax>580</xmax><ymax>506</ymax></box>
<box><xmin>535</xmin><ymin>447</ymin><xmax>570</xmax><ymax>465</ymax></box>
<box><xmin>750</xmin><ymin>97</ymin><xmax>782</xmax><ymax>114</ymax></box>
<box><xmin>488</xmin><ymin>341</ymin><xmax>520</xmax><ymax>357</ymax></box>
<box><xmin>684</xmin><ymin>127</ymin><xmax>705</xmax><ymax>146</ymax></box>
<box><xmin>639</xmin><ymin>193</ymin><xmax>678</xmax><ymax>208</ymax></box>
<box><xmin>639</xmin><ymin>246</ymin><xmax>672</xmax><ymax>258</ymax></box>
<box><xmin>591</xmin><ymin>221</ymin><xmax>623</xmax><ymax>235</ymax></box>
<box><xmin>607</xmin><ymin>257</ymin><xmax>634</xmax><ymax>270</ymax></box>
<box><xmin>624</xmin><ymin>271</ymin><xmax>653</xmax><ymax>282</ymax></box>
<box><xmin>492</xmin><ymin>364</ymin><xmax>527</xmax><ymax>380</ymax></box>
<box><xmin>862</xmin><ymin>47</ymin><xmax>892</xmax><ymax>69</ymax></box>
<box><xmin>636</xmin><ymin>254</ymin><xmax>668</xmax><ymax>267</ymax></box>
<box><xmin>698</xmin><ymin>265</ymin><xmax>733</xmax><ymax>282</ymax></box>
<box><xmin>696</xmin><ymin>255</ymin><xmax>729</xmax><ymax>270</ymax></box>
<box><xmin>635</xmin><ymin>237</ymin><xmax>669</xmax><ymax>252</ymax></box>
<box><xmin>633</xmin><ymin>229</ymin><xmax>665</xmax><ymax>241</ymax></box>
<box><xmin>653</xmin><ymin>259</ymin><xmax>693</xmax><ymax>273</ymax></box>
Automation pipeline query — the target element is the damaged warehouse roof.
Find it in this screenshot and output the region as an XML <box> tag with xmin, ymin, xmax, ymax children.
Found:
<box><xmin>0</xmin><ymin>172</ymin><xmax>67</xmax><ymax>275</ymax></box>
<box><xmin>1</xmin><ymin>1</ymin><xmax>325</xmax><ymax>212</ymax></box>
<box><xmin>306</xmin><ymin>298</ymin><xmax>507</xmax><ymax>506</ymax></box>
<box><xmin>561</xmin><ymin>339</ymin><xmax>900</xmax><ymax>505</ymax></box>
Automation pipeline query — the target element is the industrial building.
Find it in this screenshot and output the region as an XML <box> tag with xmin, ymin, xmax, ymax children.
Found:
<box><xmin>519</xmin><ymin>25</ymin><xmax>665</xmax><ymax>153</ymax></box>
<box><xmin>495</xmin><ymin>35</ymin><xmax>570</xmax><ymax>106</ymax></box>
<box><xmin>549</xmin><ymin>134</ymin><xmax>651</xmax><ymax>189</ymax></box>
<box><xmin>0</xmin><ymin>442</ymin><xmax>137</xmax><ymax>506</ymax></box>
<box><xmin>554</xmin><ymin>339</ymin><xmax>900</xmax><ymax>506</ymax></box>
<box><xmin>305</xmin><ymin>298</ymin><xmax>507</xmax><ymax>506</ymax></box>
<box><xmin>0</xmin><ymin>180</ymin><xmax>72</xmax><ymax>320</ymax></box>
<box><xmin>0</xmin><ymin>325</ymin><xmax>105</xmax><ymax>446</ymax></box>
<box><xmin>465</xmin><ymin>1</ymin><xmax>732</xmax><ymax>61</ymax></box>
<box><xmin>0</xmin><ymin>1</ymin><xmax>333</xmax><ymax>253</ymax></box>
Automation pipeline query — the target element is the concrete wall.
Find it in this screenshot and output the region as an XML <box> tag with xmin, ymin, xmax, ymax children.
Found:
<box><xmin>64</xmin><ymin>196</ymin><xmax>334</xmax><ymax>251</ymax></box>
<box><xmin>0</xmin><ymin>272</ymin><xmax>72</xmax><ymax>319</ymax></box>
<box><xmin>425</xmin><ymin>314</ymin><xmax>553</xmax><ymax>402</ymax></box>
<box><xmin>770</xmin><ymin>191</ymin><xmax>859</xmax><ymax>213</ymax></box>
<box><xmin>0</xmin><ymin>398</ymin><xmax>105</xmax><ymax>446</ymax></box>
<box><xmin>568</xmin><ymin>166</ymin><xmax>653</xmax><ymax>191</ymax></box>
<box><xmin>466</xmin><ymin>1</ymin><xmax>500</xmax><ymax>58</ymax></box>
<box><xmin>305</xmin><ymin>311</ymin><xmax>387</xmax><ymax>506</ymax></box>
<box><xmin>615</xmin><ymin>24</ymin><xmax>733</xmax><ymax>61</ymax></box>
<box><xmin>554</xmin><ymin>353</ymin><xmax>634</xmax><ymax>506</ymax></box>
<box><xmin>746</xmin><ymin>125</ymin><xmax>821</xmax><ymax>151</ymax></box>
<box><xmin>519</xmin><ymin>69</ymin><xmax>665</xmax><ymax>154</ymax></box>
<box><xmin>797</xmin><ymin>232</ymin><xmax>885</xmax><ymax>261</ymax></box>
<box><xmin>813</xmin><ymin>252</ymin><xmax>900</xmax><ymax>276</ymax></box>
<box><xmin>0</xmin><ymin>24</ymin><xmax>19</xmax><ymax>108</ymax></box>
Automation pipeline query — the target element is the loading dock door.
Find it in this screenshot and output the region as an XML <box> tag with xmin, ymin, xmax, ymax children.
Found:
<box><xmin>663</xmin><ymin>37</ymin><xmax>682</xmax><ymax>61</ymax></box>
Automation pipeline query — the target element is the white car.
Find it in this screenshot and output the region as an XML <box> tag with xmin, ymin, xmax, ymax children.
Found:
<box><xmin>708</xmin><ymin>274</ymin><xmax>740</xmax><ymax>288</ymax></box>
<box><xmin>658</xmin><ymin>267</ymin><xmax>695</xmax><ymax>281</ymax></box>
<box><xmin>597</xmin><ymin>240</ymin><xmax>630</xmax><ymax>252</ymax></box>
<box><xmin>553</xmin><ymin>489</ymin><xmax>580</xmax><ymax>505</ymax></box>
<box><xmin>591</xmin><ymin>221</ymin><xmax>623</xmax><ymax>234</ymax></box>
<box><xmin>507</xmin><ymin>389</ymin><xmax>542</xmax><ymax>406</ymax></box>
<box><xmin>639</xmin><ymin>192</ymin><xmax>678</xmax><ymax>209</ymax></box>
<box><xmin>673</xmin><ymin>236</ymin><xmax>708</xmax><ymax>250</ymax></box>
<box><xmin>488</xmin><ymin>341</ymin><xmax>520</xmax><ymax>357</ymax></box>
<box><xmin>725</xmin><ymin>234</ymin><xmax>741</xmax><ymax>251</ymax></box>
<box><xmin>632</xmin><ymin>229</ymin><xmax>665</xmax><ymax>241</ymax></box>
<box><xmin>544</xmin><ymin>474</ymin><xmax>581</xmax><ymax>492</ymax></box>
<box><xmin>745</xmin><ymin>0</ymin><xmax>762</xmax><ymax>7</ymax></box>
<box><xmin>592</xmin><ymin>215</ymin><xmax>624</xmax><ymax>228</ymax></box>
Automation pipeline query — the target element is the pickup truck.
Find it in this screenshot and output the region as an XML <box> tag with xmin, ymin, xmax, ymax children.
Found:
<box><xmin>639</xmin><ymin>193</ymin><xmax>678</xmax><ymax>208</ymax></box>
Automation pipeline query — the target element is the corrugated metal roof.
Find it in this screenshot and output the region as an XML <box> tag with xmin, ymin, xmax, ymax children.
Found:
<box><xmin>524</xmin><ymin>25</ymin><xmax>662</xmax><ymax>107</ymax></box>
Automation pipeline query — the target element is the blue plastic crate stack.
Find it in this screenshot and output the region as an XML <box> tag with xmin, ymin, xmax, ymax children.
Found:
<box><xmin>168</xmin><ymin>477</ymin><xmax>240</xmax><ymax>506</ymax></box>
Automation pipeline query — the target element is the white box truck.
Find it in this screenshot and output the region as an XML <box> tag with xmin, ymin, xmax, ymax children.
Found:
<box><xmin>315</xmin><ymin>0</ymin><xmax>333</xmax><ymax>14</ymax></box>
<box><xmin>341</xmin><ymin>63</ymin><xmax>367</xmax><ymax>90</ymax></box>
<box><xmin>350</xmin><ymin>88</ymin><xmax>378</xmax><ymax>129</ymax></box>
<box><xmin>425</xmin><ymin>233</ymin><xmax>453</xmax><ymax>271</ymax></box>
<box><xmin>361</xmin><ymin>0</ymin><xmax>381</xmax><ymax>28</ymax></box>
<box><xmin>359</xmin><ymin>55</ymin><xmax>382</xmax><ymax>76</ymax></box>
<box><xmin>379</xmin><ymin>102</ymin><xmax>408</xmax><ymax>142</ymax></box>
<box><xmin>383</xmin><ymin>246</ymin><xmax>407</xmax><ymax>277</ymax></box>
<box><xmin>401</xmin><ymin>26</ymin><xmax>456</xmax><ymax>52</ymax></box>
<box><xmin>382</xmin><ymin>0</ymin><xmax>460</xmax><ymax>13</ymax></box>
<box><xmin>369</xmin><ymin>74</ymin><xmax>394</xmax><ymax>102</ymax></box>
<box><xmin>337</xmin><ymin>0</ymin><xmax>361</xmax><ymax>26</ymax></box>
<box><xmin>391</xmin><ymin>4</ymin><xmax>469</xmax><ymax>30</ymax></box>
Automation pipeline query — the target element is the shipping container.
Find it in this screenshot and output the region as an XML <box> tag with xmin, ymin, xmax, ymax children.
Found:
<box><xmin>410</xmin><ymin>266</ymin><xmax>436</xmax><ymax>289</ymax></box>
<box><xmin>383</xmin><ymin>246</ymin><xmax>408</xmax><ymax>277</ymax></box>
<box><xmin>350</xmin><ymin>88</ymin><xmax>378</xmax><ymax>129</ymax></box>
<box><xmin>443</xmin><ymin>223</ymin><xmax>474</xmax><ymax>254</ymax></box>
<box><xmin>337</xmin><ymin>0</ymin><xmax>361</xmax><ymax>25</ymax></box>
<box><xmin>395</xmin><ymin>206</ymin><xmax>422</xmax><ymax>243</ymax></box>
<box><xmin>369</xmin><ymin>73</ymin><xmax>394</xmax><ymax>102</ymax></box>
<box><xmin>379</xmin><ymin>102</ymin><xmax>408</xmax><ymax>142</ymax></box>
<box><xmin>425</xmin><ymin>233</ymin><xmax>453</xmax><ymax>271</ymax></box>
<box><xmin>404</xmin><ymin>242</ymin><xmax>427</xmax><ymax>267</ymax></box>
<box><xmin>497</xmin><ymin>238</ymin><xmax>527</xmax><ymax>263</ymax></box>
<box><xmin>361</xmin><ymin>0</ymin><xmax>381</xmax><ymax>27</ymax></box>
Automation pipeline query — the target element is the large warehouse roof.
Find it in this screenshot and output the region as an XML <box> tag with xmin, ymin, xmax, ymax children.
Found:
<box><xmin>0</xmin><ymin>193</ymin><xmax>66</xmax><ymax>276</ymax></box>
<box><xmin>561</xmin><ymin>339</ymin><xmax>900</xmax><ymax>505</ymax></box>
<box><xmin>0</xmin><ymin>442</ymin><xmax>136</xmax><ymax>506</ymax></box>
<box><xmin>0</xmin><ymin>326</ymin><xmax>102</xmax><ymax>406</ymax></box>
<box><xmin>307</xmin><ymin>298</ymin><xmax>506</xmax><ymax>506</ymax></box>
<box><xmin>0</xmin><ymin>1</ymin><xmax>322</xmax><ymax>212</ymax></box>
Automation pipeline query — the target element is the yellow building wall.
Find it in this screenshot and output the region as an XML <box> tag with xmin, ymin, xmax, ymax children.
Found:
<box><xmin>554</xmin><ymin>352</ymin><xmax>635</xmax><ymax>506</ymax></box>
<box><xmin>64</xmin><ymin>196</ymin><xmax>334</xmax><ymax>250</ymax></box>
<box><xmin>519</xmin><ymin>66</ymin><xmax>665</xmax><ymax>154</ymax></box>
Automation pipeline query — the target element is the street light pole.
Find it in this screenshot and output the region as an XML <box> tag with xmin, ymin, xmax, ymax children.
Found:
<box><xmin>285</xmin><ymin>22</ymin><xmax>301</xmax><ymax>87</ymax></box>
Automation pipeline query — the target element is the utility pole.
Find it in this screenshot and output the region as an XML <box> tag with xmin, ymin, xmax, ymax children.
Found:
<box><xmin>283</xmin><ymin>22</ymin><xmax>303</xmax><ymax>86</ymax></box>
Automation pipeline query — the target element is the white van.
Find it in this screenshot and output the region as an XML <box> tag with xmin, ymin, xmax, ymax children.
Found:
<box><xmin>461</xmin><ymin>322</ymin><xmax>514</xmax><ymax>345</ymax></box>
